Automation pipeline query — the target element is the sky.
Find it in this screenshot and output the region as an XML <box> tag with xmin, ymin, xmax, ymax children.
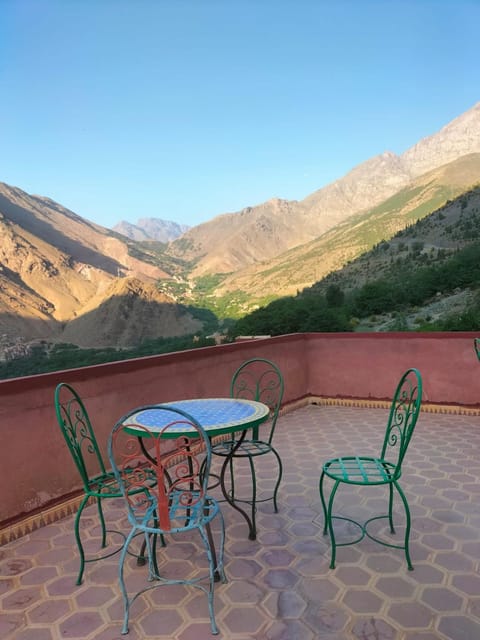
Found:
<box><xmin>1</xmin><ymin>1</ymin><xmax>479</xmax><ymax>230</ymax></box>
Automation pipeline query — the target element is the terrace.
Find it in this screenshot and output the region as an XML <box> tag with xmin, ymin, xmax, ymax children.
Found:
<box><xmin>1</xmin><ymin>332</ymin><xmax>480</xmax><ymax>639</ymax></box>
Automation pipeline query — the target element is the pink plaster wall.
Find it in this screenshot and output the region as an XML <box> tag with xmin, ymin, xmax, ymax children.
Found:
<box><xmin>305</xmin><ymin>332</ymin><xmax>480</xmax><ymax>406</ymax></box>
<box><xmin>0</xmin><ymin>332</ymin><xmax>478</xmax><ymax>528</ymax></box>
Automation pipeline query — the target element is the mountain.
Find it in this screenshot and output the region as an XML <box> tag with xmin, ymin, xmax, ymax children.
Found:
<box><xmin>59</xmin><ymin>277</ymin><xmax>202</xmax><ymax>348</ymax></box>
<box><xmin>2</xmin><ymin>101</ymin><xmax>480</xmax><ymax>352</ymax></box>
<box><xmin>309</xmin><ymin>183</ymin><xmax>480</xmax><ymax>300</ymax></box>
<box><xmin>0</xmin><ymin>182</ymin><xmax>202</xmax><ymax>349</ymax></box>
<box><xmin>167</xmin><ymin>102</ymin><xmax>480</xmax><ymax>277</ymax></box>
<box><xmin>114</xmin><ymin>218</ymin><xmax>190</xmax><ymax>242</ymax></box>
<box><xmin>208</xmin><ymin>153</ymin><xmax>480</xmax><ymax>304</ymax></box>
<box><xmin>232</xmin><ymin>184</ymin><xmax>480</xmax><ymax>337</ymax></box>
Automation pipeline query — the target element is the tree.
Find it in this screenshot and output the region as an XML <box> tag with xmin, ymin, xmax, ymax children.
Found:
<box><xmin>326</xmin><ymin>284</ymin><xmax>345</xmax><ymax>308</ymax></box>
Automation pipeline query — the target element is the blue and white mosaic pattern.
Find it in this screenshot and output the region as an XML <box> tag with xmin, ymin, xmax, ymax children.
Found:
<box><xmin>127</xmin><ymin>398</ymin><xmax>269</xmax><ymax>435</ymax></box>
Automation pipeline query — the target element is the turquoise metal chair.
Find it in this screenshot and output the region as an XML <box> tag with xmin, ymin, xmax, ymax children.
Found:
<box><xmin>475</xmin><ymin>337</ymin><xmax>480</xmax><ymax>361</ymax></box>
<box><xmin>319</xmin><ymin>368</ymin><xmax>423</xmax><ymax>570</ymax></box>
<box><xmin>54</xmin><ymin>382</ymin><xmax>149</xmax><ymax>585</ymax></box>
<box><xmin>211</xmin><ymin>358</ymin><xmax>284</xmax><ymax>540</ymax></box>
<box><xmin>108</xmin><ymin>404</ymin><xmax>226</xmax><ymax>636</ymax></box>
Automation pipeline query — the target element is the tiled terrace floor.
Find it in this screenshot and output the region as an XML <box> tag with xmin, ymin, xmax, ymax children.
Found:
<box><xmin>2</xmin><ymin>403</ymin><xmax>480</xmax><ymax>639</ymax></box>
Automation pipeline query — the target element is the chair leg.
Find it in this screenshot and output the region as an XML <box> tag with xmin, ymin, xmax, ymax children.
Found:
<box><xmin>119</xmin><ymin>527</ymin><xmax>139</xmax><ymax>635</ymax></box>
<box><xmin>144</xmin><ymin>531</ymin><xmax>157</xmax><ymax>582</ymax></box>
<box><xmin>324</xmin><ymin>479</ymin><xmax>340</xmax><ymax>570</ymax></box>
<box><xmin>74</xmin><ymin>495</ymin><xmax>89</xmax><ymax>585</ymax></box>
<box><xmin>216</xmin><ymin>510</ymin><xmax>227</xmax><ymax>584</ymax></box>
<box><xmin>198</xmin><ymin>524</ymin><xmax>220</xmax><ymax>635</ymax></box>
<box><xmin>248</xmin><ymin>455</ymin><xmax>257</xmax><ymax>540</ymax></box>
<box><xmin>271</xmin><ymin>447</ymin><xmax>283</xmax><ymax>513</ymax></box>
<box><xmin>95</xmin><ymin>496</ymin><xmax>107</xmax><ymax>548</ymax></box>
<box><xmin>394</xmin><ymin>481</ymin><xmax>413</xmax><ymax>570</ymax></box>
<box><xmin>388</xmin><ymin>483</ymin><xmax>395</xmax><ymax>534</ymax></box>
<box><xmin>204</xmin><ymin>515</ymin><xmax>221</xmax><ymax>582</ymax></box>
<box><xmin>319</xmin><ymin>471</ymin><xmax>328</xmax><ymax>536</ymax></box>
<box><xmin>207</xmin><ymin>512</ymin><xmax>228</xmax><ymax>585</ymax></box>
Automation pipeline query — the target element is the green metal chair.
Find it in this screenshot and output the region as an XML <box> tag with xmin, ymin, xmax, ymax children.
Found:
<box><xmin>108</xmin><ymin>405</ymin><xmax>226</xmax><ymax>635</ymax></box>
<box><xmin>211</xmin><ymin>358</ymin><xmax>284</xmax><ymax>540</ymax></box>
<box><xmin>54</xmin><ymin>383</ymin><xmax>149</xmax><ymax>585</ymax></box>
<box><xmin>319</xmin><ymin>368</ymin><xmax>423</xmax><ymax>570</ymax></box>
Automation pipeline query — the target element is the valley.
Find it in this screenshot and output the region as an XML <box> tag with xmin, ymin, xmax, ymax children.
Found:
<box><xmin>0</xmin><ymin>101</ymin><xmax>480</xmax><ymax>372</ymax></box>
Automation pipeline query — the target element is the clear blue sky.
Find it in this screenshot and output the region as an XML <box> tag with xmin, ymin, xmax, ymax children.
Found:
<box><xmin>1</xmin><ymin>0</ymin><xmax>479</xmax><ymax>230</ymax></box>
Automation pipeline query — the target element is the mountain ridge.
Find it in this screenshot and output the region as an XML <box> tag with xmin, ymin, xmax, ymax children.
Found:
<box><xmin>0</xmin><ymin>181</ymin><xmax>200</xmax><ymax>349</ymax></box>
<box><xmin>1</xmin><ymin>101</ymin><xmax>480</xmax><ymax>353</ymax></box>
<box><xmin>165</xmin><ymin>101</ymin><xmax>480</xmax><ymax>277</ymax></box>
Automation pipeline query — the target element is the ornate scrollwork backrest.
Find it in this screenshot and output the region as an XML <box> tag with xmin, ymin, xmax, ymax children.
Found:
<box><xmin>54</xmin><ymin>383</ymin><xmax>106</xmax><ymax>490</ymax></box>
<box><xmin>108</xmin><ymin>406</ymin><xmax>211</xmax><ymax>532</ymax></box>
<box><xmin>380</xmin><ymin>368</ymin><xmax>423</xmax><ymax>477</ymax></box>
<box><xmin>231</xmin><ymin>358</ymin><xmax>284</xmax><ymax>444</ymax></box>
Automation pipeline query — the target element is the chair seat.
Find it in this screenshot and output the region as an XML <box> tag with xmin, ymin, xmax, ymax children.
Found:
<box><xmin>323</xmin><ymin>456</ymin><xmax>398</xmax><ymax>485</ymax></box>
<box><xmin>135</xmin><ymin>492</ymin><xmax>220</xmax><ymax>532</ymax></box>
<box><xmin>89</xmin><ymin>469</ymin><xmax>157</xmax><ymax>499</ymax></box>
<box><xmin>87</xmin><ymin>472</ymin><xmax>123</xmax><ymax>497</ymax></box>
<box><xmin>211</xmin><ymin>439</ymin><xmax>272</xmax><ymax>458</ymax></box>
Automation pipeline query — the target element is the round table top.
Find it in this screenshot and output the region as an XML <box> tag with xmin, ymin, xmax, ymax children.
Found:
<box><xmin>123</xmin><ymin>397</ymin><xmax>270</xmax><ymax>438</ymax></box>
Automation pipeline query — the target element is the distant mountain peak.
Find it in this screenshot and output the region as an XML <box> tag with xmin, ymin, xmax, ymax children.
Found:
<box><xmin>113</xmin><ymin>218</ymin><xmax>189</xmax><ymax>242</ymax></box>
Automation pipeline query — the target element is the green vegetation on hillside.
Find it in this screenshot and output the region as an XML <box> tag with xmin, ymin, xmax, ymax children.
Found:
<box><xmin>127</xmin><ymin>240</ymin><xmax>192</xmax><ymax>277</ymax></box>
<box><xmin>158</xmin><ymin>272</ymin><xmax>278</xmax><ymax>320</ymax></box>
<box><xmin>229</xmin><ymin>240</ymin><xmax>480</xmax><ymax>338</ymax></box>
<box><xmin>0</xmin><ymin>334</ymin><xmax>217</xmax><ymax>381</ymax></box>
<box><xmin>233</xmin><ymin>294</ymin><xmax>351</xmax><ymax>336</ymax></box>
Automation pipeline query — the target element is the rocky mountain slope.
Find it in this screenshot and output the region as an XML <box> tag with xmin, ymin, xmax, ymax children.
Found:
<box><xmin>0</xmin><ymin>182</ymin><xmax>200</xmax><ymax>348</ymax></box>
<box><xmin>1</xmin><ymin>101</ymin><xmax>479</xmax><ymax>351</ymax></box>
<box><xmin>59</xmin><ymin>277</ymin><xmax>202</xmax><ymax>348</ymax></box>
<box><xmin>209</xmin><ymin>153</ymin><xmax>480</xmax><ymax>304</ymax></box>
<box><xmin>166</xmin><ymin>102</ymin><xmax>480</xmax><ymax>277</ymax></box>
<box><xmin>114</xmin><ymin>218</ymin><xmax>189</xmax><ymax>242</ymax></box>
<box><xmin>310</xmin><ymin>183</ymin><xmax>480</xmax><ymax>332</ymax></box>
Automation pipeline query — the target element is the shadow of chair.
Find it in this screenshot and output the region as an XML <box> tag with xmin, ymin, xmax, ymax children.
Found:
<box><xmin>210</xmin><ymin>357</ymin><xmax>284</xmax><ymax>540</ymax></box>
<box><xmin>54</xmin><ymin>382</ymin><xmax>148</xmax><ymax>585</ymax></box>
<box><xmin>319</xmin><ymin>367</ymin><xmax>423</xmax><ymax>570</ymax></box>
<box><xmin>108</xmin><ymin>404</ymin><xmax>226</xmax><ymax>635</ymax></box>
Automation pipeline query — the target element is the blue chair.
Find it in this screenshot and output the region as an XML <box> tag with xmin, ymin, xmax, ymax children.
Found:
<box><xmin>108</xmin><ymin>404</ymin><xmax>226</xmax><ymax>635</ymax></box>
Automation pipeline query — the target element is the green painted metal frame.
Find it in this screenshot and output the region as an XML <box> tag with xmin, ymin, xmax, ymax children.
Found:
<box><xmin>54</xmin><ymin>383</ymin><xmax>148</xmax><ymax>585</ymax></box>
<box><xmin>319</xmin><ymin>368</ymin><xmax>423</xmax><ymax>570</ymax></box>
<box><xmin>210</xmin><ymin>358</ymin><xmax>285</xmax><ymax>540</ymax></box>
<box><xmin>108</xmin><ymin>404</ymin><xmax>226</xmax><ymax>636</ymax></box>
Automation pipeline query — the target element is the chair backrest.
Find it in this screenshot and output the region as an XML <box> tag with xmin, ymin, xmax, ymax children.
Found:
<box><xmin>54</xmin><ymin>382</ymin><xmax>107</xmax><ymax>491</ymax></box>
<box><xmin>380</xmin><ymin>368</ymin><xmax>423</xmax><ymax>476</ymax></box>
<box><xmin>230</xmin><ymin>358</ymin><xmax>284</xmax><ymax>443</ymax></box>
<box><xmin>108</xmin><ymin>405</ymin><xmax>212</xmax><ymax>531</ymax></box>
